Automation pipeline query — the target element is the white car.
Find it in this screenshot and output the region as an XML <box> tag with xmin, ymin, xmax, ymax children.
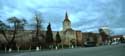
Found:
<box><xmin>111</xmin><ymin>42</ymin><xmax>119</xmax><ymax>45</ymax></box>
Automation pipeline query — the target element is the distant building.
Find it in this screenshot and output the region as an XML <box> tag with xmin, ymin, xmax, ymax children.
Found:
<box><xmin>52</xmin><ymin>12</ymin><xmax>83</xmax><ymax>46</ymax></box>
<box><xmin>111</xmin><ymin>35</ymin><xmax>123</xmax><ymax>41</ymax></box>
<box><xmin>82</xmin><ymin>32</ymin><xmax>102</xmax><ymax>46</ymax></box>
<box><xmin>0</xmin><ymin>12</ymin><xmax>104</xmax><ymax>48</ymax></box>
<box><xmin>100</xmin><ymin>26</ymin><xmax>110</xmax><ymax>36</ymax></box>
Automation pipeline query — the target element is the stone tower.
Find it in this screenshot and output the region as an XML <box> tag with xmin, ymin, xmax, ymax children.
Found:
<box><xmin>63</xmin><ymin>12</ymin><xmax>71</xmax><ymax>31</ymax></box>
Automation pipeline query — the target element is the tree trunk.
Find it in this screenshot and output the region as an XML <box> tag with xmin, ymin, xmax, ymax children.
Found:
<box><xmin>9</xmin><ymin>22</ymin><xmax>17</xmax><ymax>48</ymax></box>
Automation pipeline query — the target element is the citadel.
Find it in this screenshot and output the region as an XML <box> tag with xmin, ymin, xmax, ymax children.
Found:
<box><xmin>0</xmin><ymin>12</ymin><xmax>111</xmax><ymax>49</ymax></box>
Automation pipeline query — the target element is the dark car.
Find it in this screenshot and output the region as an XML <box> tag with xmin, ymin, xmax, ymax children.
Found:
<box><xmin>84</xmin><ymin>42</ymin><xmax>96</xmax><ymax>47</ymax></box>
<box><xmin>121</xmin><ymin>40</ymin><xmax>125</xmax><ymax>43</ymax></box>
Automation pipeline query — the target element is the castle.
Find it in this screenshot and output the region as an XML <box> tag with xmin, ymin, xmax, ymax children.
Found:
<box><xmin>0</xmin><ymin>12</ymin><xmax>103</xmax><ymax>48</ymax></box>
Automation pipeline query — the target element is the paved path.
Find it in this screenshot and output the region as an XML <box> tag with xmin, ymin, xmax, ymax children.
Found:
<box><xmin>0</xmin><ymin>44</ymin><xmax>125</xmax><ymax>56</ymax></box>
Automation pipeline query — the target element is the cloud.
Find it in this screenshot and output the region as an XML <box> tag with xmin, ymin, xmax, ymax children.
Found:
<box><xmin>0</xmin><ymin>0</ymin><xmax>124</xmax><ymax>35</ymax></box>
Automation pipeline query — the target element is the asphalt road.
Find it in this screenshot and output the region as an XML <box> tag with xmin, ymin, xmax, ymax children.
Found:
<box><xmin>0</xmin><ymin>44</ymin><xmax>125</xmax><ymax>56</ymax></box>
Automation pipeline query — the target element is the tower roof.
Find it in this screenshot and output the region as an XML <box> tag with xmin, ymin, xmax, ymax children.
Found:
<box><xmin>64</xmin><ymin>12</ymin><xmax>70</xmax><ymax>22</ymax></box>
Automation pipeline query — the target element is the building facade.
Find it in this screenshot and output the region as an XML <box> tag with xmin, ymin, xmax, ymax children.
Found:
<box><xmin>52</xmin><ymin>12</ymin><xmax>83</xmax><ymax>46</ymax></box>
<box><xmin>0</xmin><ymin>12</ymin><xmax>103</xmax><ymax>49</ymax></box>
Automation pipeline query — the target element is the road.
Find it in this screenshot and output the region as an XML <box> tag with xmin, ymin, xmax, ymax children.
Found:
<box><xmin>0</xmin><ymin>44</ymin><xmax>125</xmax><ymax>56</ymax></box>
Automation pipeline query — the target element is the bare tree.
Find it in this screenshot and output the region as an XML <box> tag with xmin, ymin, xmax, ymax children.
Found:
<box><xmin>7</xmin><ymin>17</ymin><xmax>27</xmax><ymax>49</ymax></box>
<box><xmin>0</xmin><ymin>20</ymin><xmax>9</xmax><ymax>43</ymax></box>
<box><xmin>99</xmin><ymin>28</ymin><xmax>108</xmax><ymax>45</ymax></box>
<box><xmin>31</xmin><ymin>13</ymin><xmax>45</xmax><ymax>49</ymax></box>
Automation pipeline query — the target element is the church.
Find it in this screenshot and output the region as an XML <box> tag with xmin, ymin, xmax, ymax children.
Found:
<box><xmin>52</xmin><ymin>12</ymin><xmax>84</xmax><ymax>46</ymax></box>
<box><xmin>51</xmin><ymin>12</ymin><xmax>103</xmax><ymax>46</ymax></box>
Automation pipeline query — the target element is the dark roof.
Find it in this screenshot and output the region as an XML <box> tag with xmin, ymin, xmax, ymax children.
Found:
<box><xmin>65</xmin><ymin>28</ymin><xmax>73</xmax><ymax>31</ymax></box>
<box><xmin>63</xmin><ymin>12</ymin><xmax>70</xmax><ymax>22</ymax></box>
<box><xmin>111</xmin><ymin>35</ymin><xmax>123</xmax><ymax>38</ymax></box>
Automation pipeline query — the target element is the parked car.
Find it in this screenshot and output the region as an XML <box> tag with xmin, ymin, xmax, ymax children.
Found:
<box><xmin>84</xmin><ymin>42</ymin><xmax>96</xmax><ymax>47</ymax></box>
<box><xmin>111</xmin><ymin>41</ymin><xmax>119</xmax><ymax>45</ymax></box>
<box><xmin>121</xmin><ymin>40</ymin><xmax>125</xmax><ymax>43</ymax></box>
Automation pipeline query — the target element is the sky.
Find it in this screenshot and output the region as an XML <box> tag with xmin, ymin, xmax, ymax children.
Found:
<box><xmin>0</xmin><ymin>0</ymin><xmax>124</xmax><ymax>35</ymax></box>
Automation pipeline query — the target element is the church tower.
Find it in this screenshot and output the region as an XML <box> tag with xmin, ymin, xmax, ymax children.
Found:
<box><xmin>63</xmin><ymin>12</ymin><xmax>71</xmax><ymax>31</ymax></box>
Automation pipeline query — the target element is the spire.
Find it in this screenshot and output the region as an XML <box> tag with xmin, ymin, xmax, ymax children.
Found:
<box><xmin>65</xmin><ymin>11</ymin><xmax>68</xmax><ymax>19</ymax></box>
<box><xmin>47</xmin><ymin>21</ymin><xmax>51</xmax><ymax>30</ymax></box>
<box><xmin>64</xmin><ymin>11</ymin><xmax>70</xmax><ymax>22</ymax></box>
<box><xmin>63</xmin><ymin>11</ymin><xmax>71</xmax><ymax>31</ymax></box>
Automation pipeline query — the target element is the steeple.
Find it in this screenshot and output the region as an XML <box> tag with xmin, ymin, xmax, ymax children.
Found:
<box><xmin>63</xmin><ymin>11</ymin><xmax>71</xmax><ymax>31</ymax></box>
<box><xmin>64</xmin><ymin>11</ymin><xmax>70</xmax><ymax>22</ymax></box>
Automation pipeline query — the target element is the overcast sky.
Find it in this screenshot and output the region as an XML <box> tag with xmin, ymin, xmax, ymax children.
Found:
<box><xmin>0</xmin><ymin>0</ymin><xmax>124</xmax><ymax>35</ymax></box>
